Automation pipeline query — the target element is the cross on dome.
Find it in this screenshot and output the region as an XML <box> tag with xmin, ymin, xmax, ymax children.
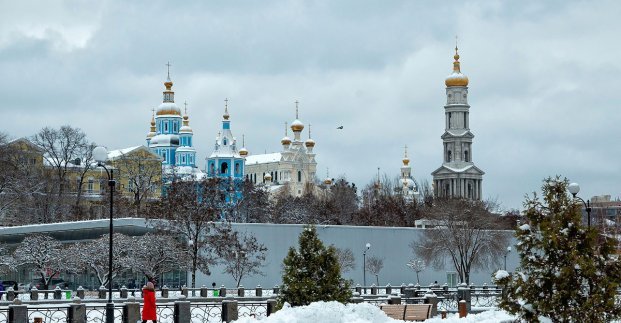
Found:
<box><xmin>166</xmin><ymin>61</ymin><xmax>172</xmax><ymax>80</ymax></box>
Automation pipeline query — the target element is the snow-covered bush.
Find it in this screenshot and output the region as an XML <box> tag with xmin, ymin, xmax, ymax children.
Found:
<box><xmin>494</xmin><ymin>177</ymin><xmax>621</xmax><ymax>322</ymax></box>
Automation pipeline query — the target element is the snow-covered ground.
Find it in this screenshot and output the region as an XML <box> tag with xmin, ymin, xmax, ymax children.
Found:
<box><xmin>233</xmin><ymin>301</ymin><xmax>516</xmax><ymax>323</ymax></box>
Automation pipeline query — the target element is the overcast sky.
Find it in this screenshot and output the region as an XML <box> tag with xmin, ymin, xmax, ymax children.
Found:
<box><xmin>1</xmin><ymin>0</ymin><xmax>619</xmax><ymax>210</ymax></box>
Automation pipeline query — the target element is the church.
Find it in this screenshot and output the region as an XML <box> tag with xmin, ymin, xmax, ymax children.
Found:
<box><xmin>145</xmin><ymin>69</ymin><xmax>203</xmax><ymax>179</ymax></box>
<box><xmin>431</xmin><ymin>47</ymin><xmax>485</xmax><ymax>199</ymax></box>
<box><xmin>244</xmin><ymin>103</ymin><xmax>318</xmax><ymax>197</ymax></box>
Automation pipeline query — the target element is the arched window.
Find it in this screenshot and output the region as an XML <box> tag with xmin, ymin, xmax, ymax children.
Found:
<box><xmin>210</xmin><ymin>163</ymin><xmax>215</xmax><ymax>175</ymax></box>
<box><xmin>464</xmin><ymin>150</ymin><xmax>469</xmax><ymax>162</ymax></box>
<box><xmin>298</xmin><ymin>171</ymin><xmax>302</xmax><ymax>182</ymax></box>
<box><xmin>235</xmin><ymin>163</ymin><xmax>240</xmax><ymax>174</ymax></box>
<box><xmin>220</xmin><ymin>162</ymin><xmax>228</xmax><ymax>174</ymax></box>
<box><xmin>467</xmin><ymin>183</ymin><xmax>473</xmax><ymax>199</ymax></box>
<box><xmin>447</xmin><ymin>150</ymin><xmax>452</xmax><ymax>162</ymax></box>
<box><xmin>223</xmin><ymin>138</ymin><xmax>227</xmax><ymax>145</ymax></box>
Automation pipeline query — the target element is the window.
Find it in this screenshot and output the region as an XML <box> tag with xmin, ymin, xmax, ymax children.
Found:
<box><xmin>182</xmin><ymin>156</ymin><xmax>186</xmax><ymax>164</ymax></box>
<box><xmin>164</xmin><ymin>122</ymin><xmax>168</xmax><ymax>132</ymax></box>
<box><xmin>447</xmin><ymin>150</ymin><xmax>452</xmax><ymax>162</ymax></box>
<box><xmin>88</xmin><ymin>179</ymin><xmax>94</xmax><ymax>193</ymax></box>
<box><xmin>235</xmin><ymin>163</ymin><xmax>239</xmax><ymax>174</ymax></box>
<box><xmin>298</xmin><ymin>171</ymin><xmax>302</xmax><ymax>182</ymax></box>
<box><xmin>223</xmin><ymin>138</ymin><xmax>227</xmax><ymax>146</ymax></box>
<box><xmin>464</xmin><ymin>150</ymin><xmax>469</xmax><ymax>162</ymax></box>
<box><xmin>100</xmin><ymin>180</ymin><xmax>105</xmax><ymax>193</ymax></box>
<box><xmin>220</xmin><ymin>162</ymin><xmax>228</xmax><ymax>174</ymax></box>
<box><xmin>448</xmin><ymin>112</ymin><xmax>452</xmax><ymax>128</ymax></box>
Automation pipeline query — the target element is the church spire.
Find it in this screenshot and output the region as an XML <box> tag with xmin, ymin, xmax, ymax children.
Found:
<box><xmin>402</xmin><ymin>144</ymin><xmax>410</xmax><ymax>166</ymax></box>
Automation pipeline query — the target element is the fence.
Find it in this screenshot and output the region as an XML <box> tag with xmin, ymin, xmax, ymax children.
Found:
<box><xmin>0</xmin><ymin>282</ymin><xmax>502</xmax><ymax>322</ymax></box>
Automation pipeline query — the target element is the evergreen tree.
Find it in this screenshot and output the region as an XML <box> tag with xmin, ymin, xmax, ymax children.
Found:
<box><xmin>494</xmin><ymin>177</ymin><xmax>621</xmax><ymax>322</ymax></box>
<box><xmin>278</xmin><ymin>225</ymin><xmax>352</xmax><ymax>307</ymax></box>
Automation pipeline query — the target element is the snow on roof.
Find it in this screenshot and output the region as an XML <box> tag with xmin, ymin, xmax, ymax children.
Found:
<box><xmin>245</xmin><ymin>153</ymin><xmax>282</xmax><ymax>164</ymax></box>
<box><xmin>444</xmin><ymin>165</ymin><xmax>473</xmax><ymax>173</ymax></box>
<box><xmin>107</xmin><ymin>146</ymin><xmax>142</xmax><ymax>159</ymax></box>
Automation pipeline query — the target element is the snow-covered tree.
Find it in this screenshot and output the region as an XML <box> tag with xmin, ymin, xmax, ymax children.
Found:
<box><xmin>127</xmin><ymin>233</ymin><xmax>188</xmax><ymax>283</ymax></box>
<box><xmin>412</xmin><ymin>198</ymin><xmax>510</xmax><ymax>284</ymax></box>
<box><xmin>366</xmin><ymin>255</ymin><xmax>384</xmax><ymax>285</ymax></box>
<box><xmin>148</xmin><ymin>177</ymin><xmax>228</xmax><ymax>289</ymax></box>
<box><xmin>494</xmin><ymin>177</ymin><xmax>621</xmax><ymax>322</ymax></box>
<box><xmin>70</xmin><ymin>233</ymin><xmax>133</xmax><ymax>288</ymax></box>
<box><xmin>334</xmin><ymin>247</ymin><xmax>356</xmax><ymax>273</ymax></box>
<box><xmin>13</xmin><ymin>234</ymin><xmax>75</xmax><ymax>294</ymax></box>
<box><xmin>278</xmin><ymin>225</ymin><xmax>352</xmax><ymax>307</ymax></box>
<box><xmin>406</xmin><ymin>259</ymin><xmax>426</xmax><ymax>284</ymax></box>
<box><xmin>216</xmin><ymin>229</ymin><xmax>267</xmax><ymax>287</ymax></box>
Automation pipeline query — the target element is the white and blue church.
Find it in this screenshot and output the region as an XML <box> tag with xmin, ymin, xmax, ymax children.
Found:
<box><xmin>146</xmin><ymin>72</ymin><xmax>201</xmax><ymax>178</ymax></box>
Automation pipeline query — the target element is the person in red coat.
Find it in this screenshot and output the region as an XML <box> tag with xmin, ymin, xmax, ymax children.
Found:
<box><xmin>142</xmin><ymin>281</ymin><xmax>157</xmax><ymax>323</ymax></box>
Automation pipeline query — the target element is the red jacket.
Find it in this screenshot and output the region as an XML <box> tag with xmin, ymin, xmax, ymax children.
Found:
<box><xmin>142</xmin><ymin>288</ymin><xmax>157</xmax><ymax>320</ymax></box>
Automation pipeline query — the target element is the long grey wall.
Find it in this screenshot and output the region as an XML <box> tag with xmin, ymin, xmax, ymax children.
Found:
<box><xmin>0</xmin><ymin>219</ymin><xmax>519</xmax><ymax>289</ymax></box>
<box><xmin>200</xmin><ymin>223</ymin><xmax>519</xmax><ymax>289</ymax></box>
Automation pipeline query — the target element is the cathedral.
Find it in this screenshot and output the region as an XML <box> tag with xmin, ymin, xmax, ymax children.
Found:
<box><xmin>431</xmin><ymin>48</ymin><xmax>485</xmax><ymax>199</ymax></box>
<box><xmin>146</xmin><ymin>70</ymin><xmax>202</xmax><ymax>178</ymax></box>
<box><xmin>244</xmin><ymin>103</ymin><xmax>318</xmax><ymax>197</ymax></box>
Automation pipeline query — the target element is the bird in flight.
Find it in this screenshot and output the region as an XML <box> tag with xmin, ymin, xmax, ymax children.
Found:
<box><xmin>336</xmin><ymin>126</ymin><xmax>343</xmax><ymax>129</ymax></box>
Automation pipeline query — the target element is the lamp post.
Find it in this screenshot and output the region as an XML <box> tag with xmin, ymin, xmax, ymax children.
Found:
<box><xmin>363</xmin><ymin>242</ymin><xmax>370</xmax><ymax>294</ymax></box>
<box><xmin>568</xmin><ymin>182</ymin><xmax>592</xmax><ymax>228</ymax></box>
<box><xmin>504</xmin><ymin>246</ymin><xmax>511</xmax><ymax>271</ymax></box>
<box><xmin>93</xmin><ymin>146</ymin><xmax>115</xmax><ymax>323</ymax></box>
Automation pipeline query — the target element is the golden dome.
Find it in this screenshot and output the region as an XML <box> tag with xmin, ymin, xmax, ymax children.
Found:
<box><xmin>239</xmin><ymin>147</ymin><xmax>249</xmax><ymax>157</ymax></box>
<box><xmin>305</xmin><ymin>138</ymin><xmax>315</xmax><ymax>148</ymax></box>
<box><xmin>323</xmin><ymin>178</ymin><xmax>333</xmax><ymax>185</ymax></box>
<box><xmin>445</xmin><ymin>47</ymin><xmax>469</xmax><ymax>87</ymax></box>
<box><xmin>403</xmin><ymin>157</ymin><xmax>410</xmax><ymax>166</ymax></box>
<box><xmin>291</xmin><ymin>119</ymin><xmax>304</xmax><ymax>132</ymax></box>
<box><xmin>156</xmin><ymin>103</ymin><xmax>182</xmax><ymax>116</ymax></box>
<box><xmin>264</xmin><ymin>173</ymin><xmax>272</xmax><ymax>181</ymax></box>
<box><xmin>281</xmin><ymin>136</ymin><xmax>291</xmax><ymax>145</ymax></box>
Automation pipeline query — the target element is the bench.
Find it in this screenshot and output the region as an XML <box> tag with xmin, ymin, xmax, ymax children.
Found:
<box><xmin>380</xmin><ymin>304</ymin><xmax>432</xmax><ymax>321</ymax></box>
<box><xmin>404</xmin><ymin>304</ymin><xmax>432</xmax><ymax>321</ymax></box>
<box><xmin>380</xmin><ymin>304</ymin><xmax>406</xmax><ymax>320</ymax></box>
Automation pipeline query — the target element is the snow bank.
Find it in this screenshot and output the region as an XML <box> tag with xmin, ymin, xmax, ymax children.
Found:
<box><xmin>232</xmin><ymin>301</ymin><xmax>516</xmax><ymax>323</ymax></box>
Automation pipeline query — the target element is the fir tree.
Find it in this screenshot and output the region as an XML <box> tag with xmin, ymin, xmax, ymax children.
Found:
<box><xmin>278</xmin><ymin>225</ymin><xmax>352</xmax><ymax>307</ymax></box>
<box><xmin>494</xmin><ymin>177</ymin><xmax>621</xmax><ymax>322</ymax></box>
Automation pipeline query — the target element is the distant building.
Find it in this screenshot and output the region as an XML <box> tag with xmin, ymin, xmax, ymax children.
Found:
<box><xmin>205</xmin><ymin>101</ymin><xmax>246</xmax><ymax>202</ymax></box>
<box><xmin>395</xmin><ymin>145</ymin><xmax>420</xmax><ymax>203</ymax></box>
<box><xmin>244</xmin><ymin>103</ymin><xmax>318</xmax><ymax>197</ymax></box>
<box><xmin>432</xmin><ymin>47</ymin><xmax>484</xmax><ymax>199</ymax></box>
<box><xmin>146</xmin><ymin>70</ymin><xmax>202</xmax><ymax>179</ymax></box>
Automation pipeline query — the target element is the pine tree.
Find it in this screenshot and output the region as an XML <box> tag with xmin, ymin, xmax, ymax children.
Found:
<box><xmin>494</xmin><ymin>177</ymin><xmax>621</xmax><ymax>322</ymax></box>
<box><xmin>278</xmin><ymin>225</ymin><xmax>352</xmax><ymax>307</ymax></box>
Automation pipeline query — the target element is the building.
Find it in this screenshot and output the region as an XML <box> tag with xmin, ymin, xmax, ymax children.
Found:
<box><xmin>244</xmin><ymin>103</ymin><xmax>318</xmax><ymax>197</ymax></box>
<box><xmin>205</xmin><ymin>101</ymin><xmax>246</xmax><ymax>201</ymax></box>
<box><xmin>432</xmin><ymin>47</ymin><xmax>484</xmax><ymax>199</ymax></box>
<box><xmin>146</xmin><ymin>70</ymin><xmax>201</xmax><ymax>179</ymax></box>
<box><xmin>395</xmin><ymin>145</ymin><xmax>420</xmax><ymax>202</ymax></box>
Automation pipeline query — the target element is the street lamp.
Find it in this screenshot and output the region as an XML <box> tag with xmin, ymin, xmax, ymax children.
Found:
<box><xmin>568</xmin><ymin>182</ymin><xmax>592</xmax><ymax>228</ymax></box>
<box><xmin>363</xmin><ymin>242</ymin><xmax>370</xmax><ymax>294</ymax></box>
<box><xmin>93</xmin><ymin>146</ymin><xmax>116</xmax><ymax>323</ymax></box>
<box><xmin>504</xmin><ymin>246</ymin><xmax>511</xmax><ymax>271</ymax></box>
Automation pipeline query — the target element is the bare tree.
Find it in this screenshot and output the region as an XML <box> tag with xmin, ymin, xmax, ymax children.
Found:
<box><xmin>31</xmin><ymin>126</ymin><xmax>95</xmax><ymax>220</ymax></box>
<box><xmin>412</xmin><ymin>198</ymin><xmax>510</xmax><ymax>284</ymax></box>
<box><xmin>147</xmin><ymin>177</ymin><xmax>228</xmax><ymax>290</ymax></box>
<box><xmin>365</xmin><ymin>255</ymin><xmax>384</xmax><ymax>286</ymax></box>
<box><xmin>113</xmin><ymin>149</ymin><xmax>162</xmax><ymax>216</ymax></box>
<box><xmin>13</xmin><ymin>234</ymin><xmax>75</xmax><ymax>297</ymax></box>
<box><xmin>233</xmin><ymin>180</ymin><xmax>272</xmax><ymax>223</ymax></box>
<box><xmin>406</xmin><ymin>259</ymin><xmax>426</xmax><ymax>284</ymax></box>
<box><xmin>69</xmin><ymin>233</ymin><xmax>133</xmax><ymax>288</ymax></box>
<box><xmin>127</xmin><ymin>233</ymin><xmax>188</xmax><ymax>284</ymax></box>
<box><xmin>334</xmin><ymin>247</ymin><xmax>356</xmax><ymax>273</ymax></box>
<box><xmin>216</xmin><ymin>229</ymin><xmax>267</xmax><ymax>287</ymax></box>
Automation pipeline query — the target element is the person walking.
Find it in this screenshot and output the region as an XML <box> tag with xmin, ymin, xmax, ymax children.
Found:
<box><xmin>142</xmin><ymin>281</ymin><xmax>157</xmax><ymax>323</ymax></box>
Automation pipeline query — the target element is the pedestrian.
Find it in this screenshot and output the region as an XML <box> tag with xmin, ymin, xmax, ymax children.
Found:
<box><xmin>142</xmin><ymin>281</ymin><xmax>157</xmax><ymax>323</ymax></box>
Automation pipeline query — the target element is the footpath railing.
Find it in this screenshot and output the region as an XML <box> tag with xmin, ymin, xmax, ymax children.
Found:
<box><xmin>0</xmin><ymin>282</ymin><xmax>501</xmax><ymax>322</ymax></box>
<box><xmin>0</xmin><ymin>284</ymin><xmax>281</xmax><ymax>323</ymax></box>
